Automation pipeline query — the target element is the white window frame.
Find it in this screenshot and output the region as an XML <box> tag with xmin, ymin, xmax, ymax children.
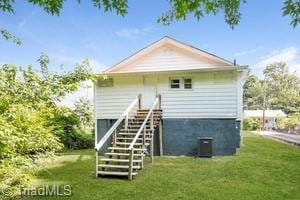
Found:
<box><xmin>169</xmin><ymin>77</ymin><xmax>181</xmax><ymax>89</ymax></box>
<box><xmin>169</xmin><ymin>77</ymin><xmax>193</xmax><ymax>90</ymax></box>
<box><xmin>183</xmin><ymin>77</ymin><xmax>193</xmax><ymax>90</ymax></box>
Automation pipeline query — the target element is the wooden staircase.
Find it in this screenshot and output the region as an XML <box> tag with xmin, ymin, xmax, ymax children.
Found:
<box><xmin>95</xmin><ymin>95</ymin><xmax>162</xmax><ymax>180</ymax></box>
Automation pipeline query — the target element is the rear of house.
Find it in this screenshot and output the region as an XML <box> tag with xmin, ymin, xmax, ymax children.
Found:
<box><xmin>94</xmin><ymin>36</ymin><xmax>248</xmax><ymax>156</ymax></box>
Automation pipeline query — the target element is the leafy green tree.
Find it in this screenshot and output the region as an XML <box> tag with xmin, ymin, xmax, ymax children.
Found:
<box><xmin>0</xmin><ymin>55</ymin><xmax>91</xmax><ymax>198</ymax></box>
<box><xmin>263</xmin><ymin>62</ymin><xmax>300</xmax><ymax>114</ymax></box>
<box><xmin>47</xmin><ymin>106</ymin><xmax>94</xmax><ymax>150</ymax></box>
<box><xmin>1</xmin><ymin>0</ymin><xmax>300</xmax><ymax>43</ymax></box>
<box><xmin>243</xmin><ymin>63</ymin><xmax>300</xmax><ymax>115</ymax></box>
<box><xmin>243</xmin><ymin>74</ymin><xmax>263</xmax><ymax>110</ymax></box>
<box><xmin>74</xmin><ymin>97</ymin><xmax>94</xmax><ymax>133</ymax></box>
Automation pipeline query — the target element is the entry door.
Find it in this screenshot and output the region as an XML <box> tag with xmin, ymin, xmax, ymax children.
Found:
<box><xmin>143</xmin><ymin>75</ymin><xmax>157</xmax><ymax>108</ymax></box>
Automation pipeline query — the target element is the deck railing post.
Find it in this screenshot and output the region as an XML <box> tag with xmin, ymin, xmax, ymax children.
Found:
<box><xmin>113</xmin><ymin>129</ymin><xmax>117</xmax><ymax>147</ymax></box>
<box><xmin>138</xmin><ymin>94</ymin><xmax>142</xmax><ymax>109</ymax></box>
<box><xmin>143</xmin><ymin>127</ymin><xmax>146</xmax><ymax>146</ymax></box>
<box><xmin>125</xmin><ymin>113</ymin><xmax>128</xmax><ymax>130</ymax></box>
<box><xmin>150</xmin><ymin>112</ymin><xmax>154</xmax><ymax>130</ymax></box>
<box><xmin>150</xmin><ymin>132</ymin><xmax>154</xmax><ymax>163</ymax></box>
<box><xmin>157</xmin><ymin>94</ymin><xmax>161</xmax><ymax>109</ymax></box>
<box><xmin>128</xmin><ymin>148</ymin><xmax>134</xmax><ymax>180</ymax></box>
<box><xmin>95</xmin><ymin>151</ymin><xmax>98</xmax><ymax>178</ymax></box>
<box><xmin>159</xmin><ymin>119</ymin><xmax>163</xmax><ymax>156</ymax></box>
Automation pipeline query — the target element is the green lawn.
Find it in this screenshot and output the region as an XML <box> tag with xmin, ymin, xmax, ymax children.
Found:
<box><xmin>24</xmin><ymin>132</ymin><xmax>300</xmax><ymax>200</ymax></box>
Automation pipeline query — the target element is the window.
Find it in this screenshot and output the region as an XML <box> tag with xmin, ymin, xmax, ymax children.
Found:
<box><xmin>170</xmin><ymin>78</ymin><xmax>180</xmax><ymax>89</ymax></box>
<box><xmin>184</xmin><ymin>78</ymin><xmax>192</xmax><ymax>89</ymax></box>
<box><xmin>169</xmin><ymin>77</ymin><xmax>193</xmax><ymax>89</ymax></box>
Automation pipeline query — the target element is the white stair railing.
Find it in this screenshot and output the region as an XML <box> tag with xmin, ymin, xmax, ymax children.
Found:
<box><xmin>127</xmin><ymin>94</ymin><xmax>161</xmax><ymax>180</ymax></box>
<box><xmin>95</xmin><ymin>94</ymin><xmax>141</xmax><ymax>152</ymax></box>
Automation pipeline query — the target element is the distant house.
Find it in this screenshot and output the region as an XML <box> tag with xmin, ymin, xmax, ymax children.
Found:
<box><xmin>244</xmin><ymin>110</ymin><xmax>287</xmax><ymax>129</ymax></box>
<box><xmin>94</xmin><ymin>36</ymin><xmax>248</xmax><ymax>179</ymax></box>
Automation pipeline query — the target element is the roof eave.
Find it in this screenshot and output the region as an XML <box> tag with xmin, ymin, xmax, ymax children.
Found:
<box><xmin>96</xmin><ymin>65</ymin><xmax>247</xmax><ymax>76</ymax></box>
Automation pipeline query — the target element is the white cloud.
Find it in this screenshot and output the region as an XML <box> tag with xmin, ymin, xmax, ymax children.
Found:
<box><xmin>48</xmin><ymin>53</ymin><xmax>105</xmax><ymax>70</ymax></box>
<box><xmin>88</xmin><ymin>58</ymin><xmax>106</xmax><ymax>73</ymax></box>
<box><xmin>60</xmin><ymin>80</ymin><xmax>94</xmax><ymax>108</ymax></box>
<box><xmin>47</xmin><ymin>55</ymin><xmax>104</xmax><ymax>107</ymax></box>
<box><xmin>58</xmin><ymin>58</ymin><xmax>105</xmax><ymax>107</ymax></box>
<box><xmin>233</xmin><ymin>46</ymin><xmax>263</xmax><ymax>57</ymax></box>
<box><xmin>254</xmin><ymin>46</ymin><xmax>300</xmax><ymax>76</ymax></box>
<box><xmin>48</xmin><ymin>52</ymin><xmax>83</xmax><ymax>65</ymax></box>
<box><xmin>116</xmin><ymin>26</ymin><xmax>157</xmax><ymax>39</ymax></box>
<box><xmin>256</xmin><ymin>47</ymin><xmax>299</xmax><ymax>68</ymax></box>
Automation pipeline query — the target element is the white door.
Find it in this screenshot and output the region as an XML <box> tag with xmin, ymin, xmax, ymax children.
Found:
<box><xmin>143</xmin><ymin>75</ymin><xmax>157</xmax><ymax>108</ymax></box>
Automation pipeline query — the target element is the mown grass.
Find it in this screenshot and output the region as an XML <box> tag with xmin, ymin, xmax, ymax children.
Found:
<box><xmin>24</xmin><ymin>132</ymin><xmax>300</xmax><ymax>200</ymax></box>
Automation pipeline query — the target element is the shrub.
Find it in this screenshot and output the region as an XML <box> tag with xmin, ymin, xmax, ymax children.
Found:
<box><xmin>0</xmin><ymin>106</ymin><xmax>62</xmax><ymax>199</ymax></box>
<box><xmin>277</xmin><ymin>113</ymin><xmax>300</xmax><ymax>133</ymax></box>
<box><xmin>243</xmin><ymin>117</ymin><xmax>262</xmax><ymax>131</ymax></box>
<box><xmin>48</xmin><ymin>107</ymin><xmax>94</xmax><ymax>150</ymax></box>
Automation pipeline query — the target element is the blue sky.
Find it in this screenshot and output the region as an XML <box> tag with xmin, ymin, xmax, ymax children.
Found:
<box><xmin>0</xmin><ymin>0</ymin><xmax>299</xmax><ymax>105</ymax></box>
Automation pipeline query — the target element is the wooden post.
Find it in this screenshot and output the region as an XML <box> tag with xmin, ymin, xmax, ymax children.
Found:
<box><xmin>157</xmin><ymin>94</ymin><xmax>161</xmax><ymax>109</ymax></box>
<box><xmin>138</xmin><ymin>94</ymin><xmax>142</xmax><ymax>109</ymax></box>
<box><xmin>141</xmin><ymin>156</ymin><xmax>144</xmax><ymax>169</ymax></box>
<box><xmin>159</xmin><ymin>119</ymin><xmax>163</xmax><ymax>156</ymax></box>
<box><xmin>112</xmin><ymin>129</ymin><xmax>117</xmax><ymax>147</ymax></box>
<box><xmin>95</xmin><ymin>151</ymin><xmax>98</xmax><ymax>178</ymax></box>
<box><xmin>150</xmin><ymin>112</ymin><xmax>154</xmax><ymax>130</ymax></box>
<box><xmin>142</xmin><ymin>127</ymin><xmax>146</xmax><ymax>146</ymax></box>
<box><xmin>150</xmin><ymin>131</ymin><xmax>154</xmax><ymax>164</ymax></box>
<box><xmin>128</xmin><ymin>148</ymin><xmax>134</xmax><ymax>180</ymax></box>
<box><xmin>125</xmin><ymin>113</ymin><xmax>128</xmax><ymax>130</ymax></box>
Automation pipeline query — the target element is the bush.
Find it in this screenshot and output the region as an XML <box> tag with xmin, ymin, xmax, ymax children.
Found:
<box><xmin>0</xmin><ymin>59</ymin><xmax>91</xmax><ymax>199</ymax></box>
<box><xmin>277</xmin><ymin>113</ymin><xmax>300</xmax><ymax>133</ymax></box>
<box><xmin>243</xmin><ymin>117</ymin><xmax>262</xmax><ymax>131</ymax></box>
<box><xmin>0</xmin><ymin>106</ymin><xmax>62</xmax><ymax>199</ymax></box>
<box><xmin>48</xmin><ymin>107</ymin><xmax>94</xmax><ymax>150</ymax></box>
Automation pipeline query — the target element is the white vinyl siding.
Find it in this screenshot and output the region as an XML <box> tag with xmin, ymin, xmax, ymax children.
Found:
<box><xmin>95</xmin><ymin>71</ymin><xmax>238</xmax><ymax>119</ymax></box>
<box><xmin>95</xmin><ymin>75</ymin><xmax>143</xmax><ymax>119</ymax></box>
<box><xmin>158</xmin><ymin>71</ymin><xmax>237</xmax><ymax>118</ymax></box>
<box><xmin>115</xmin><ymin>46</ymin><xmax>220</xmax><ymax>73</ymax></box>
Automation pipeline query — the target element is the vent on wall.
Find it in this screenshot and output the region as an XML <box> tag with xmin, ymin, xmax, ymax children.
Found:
<box><xmin>98</xmin><ymin>78</ymin><xmax>114</xmax><ymax>87</ymax></box>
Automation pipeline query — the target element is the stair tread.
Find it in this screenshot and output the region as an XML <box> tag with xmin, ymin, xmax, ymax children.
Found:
<box><xmin>100</xmin><ymin>158</ymin><xmax>142</xmax><ymax>163</ymax></box>
<box><xmin>105</xmin><ymin>152</ymin><xmax>145</xmax><ymax>156</ymax></box>
<box><xmin>120</xmin><ymin>128</ymin><xmax>154</xmax><ymax>131</ymax></box>
<box><xmin>108</xmin><ymin>147</ymin><xmax>146</xmax><ymax>151</ymax></box>
<box><xmin>98</xmin><ymin>164</ymin><xmax>141</xmax><ymax>169</ymax></box>
<box><xmin>115</xmin><ymin>142</ymin><xmax>148</xmax><ymax>145</ymax></box>
<box><xmin>97</xmin><ymin>171</ymin><xmax>138</xmax><ymax>176</ymax></box>
<box><xmin>118</xmin><ymin>132</ymin><xmax>151</xmax><ymax>135</ymax></box>
<box><xmin>116</xmin><ymin>137</ymin><xmax>151</xmax><ymax>140</ymax></box>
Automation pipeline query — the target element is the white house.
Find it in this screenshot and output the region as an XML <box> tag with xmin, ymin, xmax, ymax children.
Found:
<box><xmin>94</xmin><ymin>37</ymin><xmax>248</xmax><ymax>178</ymax></box>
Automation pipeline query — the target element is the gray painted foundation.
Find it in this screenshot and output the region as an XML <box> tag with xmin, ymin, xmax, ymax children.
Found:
<box><xmin>97</xmin><ymin>118</ymin><xmax>240</xmax><ymax>156</ymax></box>
<box><xmin>162</xmin><ymin>118</ymin><xmax>239</xmax><ymax>156</ymax></box>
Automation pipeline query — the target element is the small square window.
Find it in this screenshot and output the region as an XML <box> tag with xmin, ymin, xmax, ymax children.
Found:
<box><xmin>170</xmin><ymin>78</ymin><xmax>180</xmax><ymax>89</ymax></box>
<box><xmin>184</xmin><ymin>78</ymin><xmax>192</xmax><ymax>89</ymax></box>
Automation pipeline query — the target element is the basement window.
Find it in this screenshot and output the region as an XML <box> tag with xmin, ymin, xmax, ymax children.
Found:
<box><xmin>170</xmin><ymin>78</ymin><xmax>180</xmax><ymax>89</ymax></box>
<box><xmin>184</xmin><ymin>78</ymin><xmax>192</xmax><ymax>89</ymax></box>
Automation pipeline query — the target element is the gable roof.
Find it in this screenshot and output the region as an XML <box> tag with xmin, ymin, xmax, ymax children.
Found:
<box><xmin>103</xmin><ymin>36</ymin><xmax>237</xmax><ymax>74</ymax></box>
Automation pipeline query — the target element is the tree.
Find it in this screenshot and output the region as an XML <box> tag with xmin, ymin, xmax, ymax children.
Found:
<box><xmin>0</xmin><ymin>55</ymin><xmax>92</xmax><ymax>198</ymax></box>
<box><xmin>1</xmin><ymin>0</ymin><xmax>300</xmax><ymax>43</ymax></box>
<box><xmin>263</xmin><ymin>62</ymin><xmax>300</xmax><ymax>114</ymax></box>
<box><xmin>243</xmin><ymin>74</ymin><xmax>263</xmax><ymax>110</ymax></box>
<box><xmin>74</xmin><ymin>97</ymin><xmax>94</xmax><ymax>133</ymax></box>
